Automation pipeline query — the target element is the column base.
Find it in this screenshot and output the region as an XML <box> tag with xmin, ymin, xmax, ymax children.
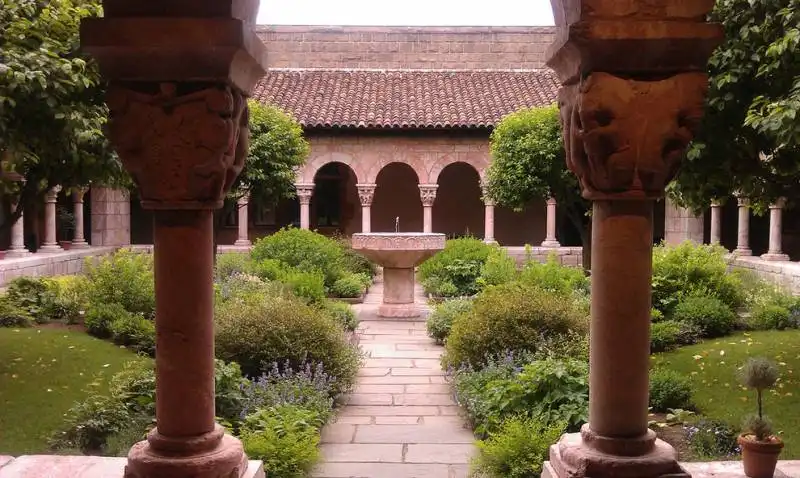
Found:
<box><xmin>5</xmin><ymin>249</ymin><xmax>31</xmax><ymax>258</ymax></box>
<box><xmin>233</xmin><ymin>240</ymin><xmax>252</xmax><ymax>246</ymax></box>
<box><xmin>378</xmin><ymin>303</ymin><xmax>420</xmax><ymax>318</ymax></box>
<box><xmin>761</xmin><ymin>252</ymin><xmax>790</xmax><ymax>262</ymax></box>
<box><xmin>125</xmin><ymin>427</ymin><xmax>248</xmax><ymax>478</ymax></box>
<box><xmin>70</xmin><ymin>241</ymin><xmax>90</xmax><ymax>249</ymax></box>
<box><xmin>541</xmin><ymin>240</ymin><xmax>562</xmax><ymax>248</ymax></box>
<box><xmin>38</xmin><ymin>244</ymin><xmax>64</xmax><ymax>253</ymax></box>
<box><xmin>543</xmin><ymin>428</ymin><xmax>688</xmax><ymax>478</ymax></box>
<box><xmin>483</xmin><ymin>239</ymin><xmax>498</xmax><ymax>245</ymax></box>
<box><xmin>734</xmin><ymin>247</ymin><xmax>752</xmax><ymax>256</ymax></box>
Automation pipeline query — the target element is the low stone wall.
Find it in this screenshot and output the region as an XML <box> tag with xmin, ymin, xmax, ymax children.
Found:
<box><xmin>730</xmin><ymin>255</ymin><xmax>800</xmax><ymax>294</ymax></box>
<box><xmin>0</xmin><ymin>247</ymin><xmax>117</xmax><ymax>286</ymax></box>
<box><xmin>504</xmin><ymin>246</ymin><xmax>584</xmax><ymax>268</ymax></box>
<box><xmin>127</xmin><ymin>244</ymin><xmax>252</xmax><ymax>254</ymax></box>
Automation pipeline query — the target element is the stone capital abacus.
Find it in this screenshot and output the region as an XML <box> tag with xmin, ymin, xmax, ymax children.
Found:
<box><xmin>237</xmin><ymin>193</ymin><xmax>250</xmax><ymax>207</ymax></box>
<box><xmin>418</xmin><ymin>184</ymin><xmax>438</xmax><ymax>207</ymax></box>
<box><xmin>770</xmin><ymin>197</ymin><xmax>787</xmax><ymax>210</ymax></box>
<box><xmin>480</xmin><ymin>183</ymin><xmax>495</xmax><ymax>207</ymax></box>
<box><xmin>72</xmin><ymin>187</ymin><xmax>88</xmax><ymax>203</ymax></box>
<box><xmin>45</xmin><ymin>186</ymin><xmax>62</xmax><ymax>203</ymax></box>
<box><xmin>296</xmin><ymin>183</ymin><xmax>315</xmax><ymax>205</ymax></box>
<box><xmin>357</xmin><ymin>183</ymin><xmax>377</xmax><ymax>207</ymax></box>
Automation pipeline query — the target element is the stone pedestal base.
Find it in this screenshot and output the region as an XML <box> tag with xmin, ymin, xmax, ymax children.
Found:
<box><xmin>125</xmin><ymin>429</ymin><xmax>249</xmax><ymax>478</ymax></box>
<box><xmin>5</xmin><ymin>249</ymin><xmax>31</xmax><ymax>258</ymax></box>
<box><xmin>761</xmin><ymin>253</ymin><xmax>790</xmax><ymax>262</ymax></box>
<box><xmin>734</xmin><ymin>247</ymin><xmax>752</xmax><ymax>256</ymax></box>
<box><xmin>38</xmin><ymin>244</ymin><xmax>64</xmax><ymax>253</ymax></box>
<box><xmin>70</xmin><ymin>241</ymin><xmax>90</xmax><ymax>249</ymax></box>
<box><xmin>233</xmin><ymin>239</ymin><xmax>252</xmax><ymax>246</ymax></box>
<box><xmin>541</xmin><ymin>240</ymin><xmax>561</xmax><ymax>248</ymax></box>
<box><xmin>378</xmin><ymin>303</ymin><xmax>420</xmax><ymax>318</ymax></box>
<box><xmin>543</xmin><ymin>429</ymin><xmax>688</xmax><ymax>478</ymax></box>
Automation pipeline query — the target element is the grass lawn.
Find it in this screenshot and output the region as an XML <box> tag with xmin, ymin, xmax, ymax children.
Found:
<box><xmin>652</xmin><ymin>329</ymin><xmax>800</xmax><ymax>458</ymax></box>
<box><xmin>0</xmin><ymin>327</ymin><xmax>146</xmax><ymax>455</ymax></box>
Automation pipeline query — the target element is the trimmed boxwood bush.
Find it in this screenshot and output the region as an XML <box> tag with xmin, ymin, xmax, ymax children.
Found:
<box><xmin>443</xmin><ymin>282</ymin><xmax>589</xmax><ymax>369</ymax></box>
<box><xmin>649</xmin><ymin>368</ymin><xmax>694</xmax><ymax>412</ymax></box>
<box><xmin>215</xmin><ymin>293</ymin><xmax>361</xmax><ymax>394</ymax></box>
<box><xmin>426</xmin><ymin>298</ymin><xmax>473</xmax><ymax>344</ymax></box>
<box><xmin>672</xmin><ymin>295</ymin><xmax>736</xmax><ymax>338</ymax></box>
<box><xmin>419</xmin><ymin>237</ymin><xmax>495</xmax><ymax>297</ymax></box>
<box><xmin>251</xmin><ymin>228</ymin><xmax>345</xmax><ymax>287</ymax></box>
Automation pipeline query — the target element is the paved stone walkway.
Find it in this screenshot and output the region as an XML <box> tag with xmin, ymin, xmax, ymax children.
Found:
<box><xmin>313</xmin><ymin>281</ymin><xmax>475</xmax><ymax>478</ymax></box>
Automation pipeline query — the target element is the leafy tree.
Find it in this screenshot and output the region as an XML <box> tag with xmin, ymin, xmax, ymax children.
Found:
<box><xmin>0</xmin><ymin>0</ymin><xmax>126</xmax><ymax>233</ymax></box>
<box><xmin>671</xmin><ymin>0</ymin><xmax>800</xmax><ymax>212</ymax></box>
<box><xmin>485</xmin><ymin>105</ymin><xmax>590</xmax><ymax>260</ymax></box>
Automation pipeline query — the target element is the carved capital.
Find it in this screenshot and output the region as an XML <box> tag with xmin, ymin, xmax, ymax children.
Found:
<box><xmin>45</xmin><ymin>186</ymin><xmax>62</xmax><ymax>203</ymax></box>
<box><xmin>418</xmin><ymin>184</ymin><xmax>438</xmax><ymax>207</ymax></box>
<box><xmin>237</xmin><ymin>194</ymin><xmax>250</xmax><ymax>207</ymax></box>
<box><xmin>107</xmin><ymin>83</ymin><xmax>249</xmax><ymax>210</ymax></box>
<box><xmin>547</xmin><ymin>197</ymin><xmax>557</xmax><ymax>207</ymax></box>
<box><xmin>72</xmin><ymin>187</ymin><xmax>88</xmax><ymax>203</ymax></box>
<box><xmin>296</xmin><ymin>183</ymin><xmax>314</xmax><ymax>205</ymax></box>
<box><xmin>558</xmin><ymin>72</ymin><xmax>708</xmax><ymax>201</ymax></box>
<box><xmin>771</xmin><ymin>198</ymin><xmax>787</xmax><ymax>210</ymax></box>
<box><xmin>357</xmin><ymin>183</ymin><xmax>377</xmax><ymax>207</ymax></box>
<box><xmin>737</xmin><ymin>197</ymin><xmax>750</xmax><ymax>208</ymax></box>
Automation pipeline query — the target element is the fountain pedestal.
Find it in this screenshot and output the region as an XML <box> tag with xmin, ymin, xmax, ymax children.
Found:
<box><xmin>351</xmin><ymin>233</ymin><xmax>445</xmax><ymax>318</ymax></box>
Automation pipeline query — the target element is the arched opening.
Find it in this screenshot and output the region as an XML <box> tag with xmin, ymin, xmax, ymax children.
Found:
<box><xmin>372</xmin><ymin>162</ymin><xmax>422</xmax><ymax>233</ymax></box>
<box><xmin>311</xmin><ymin>162</ymin><xmax>360</xmax><ymax>236</ymax></box>
<box><xmin>433</xmin><ymin>162</ymin><xmax>483</xmax><ymax>239</ymax></box>
<box><xmin>494</xmin><ymin>199</ymin><xmax>547</xmax><ymax>246</ymax></box>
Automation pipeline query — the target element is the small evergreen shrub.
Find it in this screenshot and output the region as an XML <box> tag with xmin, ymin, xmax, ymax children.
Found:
<box><xmin>443</xmin><ymin>282</ymin><xmax>588</xmax><ymax>369</ymax></box>
<box><xmin>84</xmin><ymin>303</ymin><xmax>131</xmax><ymax>339</ymax></box>
<box><xmin>747</xmin><ymin>304</ymin><xmax>797</xmax><ymax>331</ymax></box>
<box><xmin>330</xmin><ymin>273</ymin><xmax>366</xmax><ymax>298</ymax></box>
<box><xmin>215</xmin><ymin>253</ymin><xmax>252</xmax><ymax>281</ymax></box>
<box><xmin>419</xmin><ymin>237</ymin><xmax>494</xmax><ymax>297</ymax></box>
<box><xmin>472</xmin><ymin>417</ymin><xmax>565</xmax><ymax>478</ymax></box>
<box><xmin>650</xmin><ymin>320</ymin><xmax>702</xmax><ymax>353</ymax></box>
<box><xmin>672</xmin><ymin>295</ymin><xmax>736</xmax><ymax>338</ymax></box>
<box><xmin>649</xmin><ymin>368</ymin><xmax>694</xmax><ymax>412</ymax></box>
<box><xmin>277</xmin><ymin>268</ymin><xmax>326</xmax><ymax>304</ymax></box>
<box><xmin>0</xmin><ymin>298</ymin><xmax>34</xmax><ymax>327</ymax></box>
<box><xmin>5</xmin><ymin>276</ymin><xmax>50</xmax><ymax>322</ymax></box>
<box><xmin>519</xmin><ymin>254</ymin><xmax>589</xmax><ymax>296</ymax></box>
<box><xmin>477</xmin><ymin>248</ymin><xmax>518</xmax><ymax>289</ymax></box>
<box><xmin>426</xmin><ymin>298</ymin><xmax>473</xmax><ymax>344</ymax></box>
<box><xmin>109</xmin><ymin>313</ymin><xmax>156</xmax><ymax>355</ymax></box>
<box><xmin>251</xmin><ymin>228</ymin><xmax>345</xmax><ymax>287</ymax></box>
<box><xmin>321</xmin><ymin>301</ymin><xmax>359</xmax><ymax>332</ymax></box>
<box><xmin>84</xmin><ymin>250</ymin><xmax>155</xmax><ymax>318</ymax></box>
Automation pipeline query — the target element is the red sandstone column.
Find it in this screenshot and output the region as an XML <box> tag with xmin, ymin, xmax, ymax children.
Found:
<box><xmin>82</xmin><ymin>5</ymin><xmax>266</xmax><ymax>476</ymax></box>
<box><xmin>544</xmin><ymin>2</ymin><xmax>721</xmax><ymax>476</ymax></box>
<box><xmin>357</xmin><ymin>183</ymin><xmax>376</xmax><ymax>233</ymax></box>
<box><xmin>7</xmin><ymin>199</ymin><xmax>30</xmax><ymax>258</ymax></box>
<box><xmin>419</xmin><ymin>184</ymin><xmax>438</xmax><ymax>233</ymax></box>
<box><xmin>762</xmin><ymin>198</ymin><xmax>789</xmax><ymax>261</ymax></box>
<box><xmin>296</xmin><ymin>183</ymin><xmax>314</xmax><ymax>230</ymax></box>
<box><xmin>71</xmin><ymin>188</ymin><xmax>89</xmax><ymax>248</ymax></box>
<box><xmin>736</xmin><ymin>195</ymin><xmax>752</xmax><ymax>255</ymax></box>
<box><xmin>541</xmin><ymin>197</ymin><xmax>560</xmax><ymax>247</ymax></box>
<box><xmin>481</xmin><ymin>183</ymin><xmax>496</xmax><ymax>244</ymax></box>
<box><xmin>39</xmin><ymin>186</ymin><xmax>63</xmax><ymax>253</ymax></box>
<box><xmin>234</xmin><ymin>194</ymin><xmax>251</xmax><ymax>246</ymax></box>
<box><xmin>710</xmin><ymin>200</ymin><xmax>722</xmax><ymax>245</ymax></box>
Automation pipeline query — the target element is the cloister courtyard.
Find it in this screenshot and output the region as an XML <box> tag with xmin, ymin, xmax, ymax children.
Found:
<box><xmin>2</xmin><ymin>0</ymin><xmax>800</xmax><ymax>477</ymax></box>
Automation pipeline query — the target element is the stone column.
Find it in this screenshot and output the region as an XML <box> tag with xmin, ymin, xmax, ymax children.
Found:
<box><xmin>234</xmin><ymin>195</ymin><xmax>251</xmax><ymax>246</ymax></box>
<box><xmin>418</xmin><ymin>184</ymin><xmax>438</xmax><ymax>234</ymax></box>
<box><xmin>6</xmin><ymin>200</ymin><xmax>30</xmax><ymax>258</ymax></box>
<box><xmin>762</xmin><ymin>198</ymin><xmax>789</xmax><ymax>261</ymax></box>
<box><xmin>541</xmin><ymin>197</ymin><xmax>561</xmax><ymax>247</ymax></box>
<box><xmin>39</xmin><ymin>186</ymin><xmax>63</xmax><ymax>253</ymax></box>
<box><xmin>483</xmin><ymin>201</ymin><xmax>496</xmax><ymax>245</ymax></box>
<box><xmin>710</xmin><ymin>200</ymin><xmax>722</xmax><ymax>245</ymax></box>
<box><xmin>71</xmin><ymin>188</ymin><xmax>89</xmax><ymax>248</ymax></box>
<box><xmin>736</xmin><ymin>196</ymin><xmax>752</xmax><ymax>256</ymax></box>
<box><xmin>357</xmin><ymin>183</ymin><xmax>376</xmax><ymax>233</ymax></box>
<box><xmin>544</xmin><ymin>1</ymin><xmax>720</xmax><ymax>477</ymax></box>
<box><xmin>82</xmin><ymin>4</ymin><xmax>266</xmax><ymax>477</ymax></box>
<box><xmin>296</xmin><ymin>183</ymin><xmax>314</xmax><ymax>230</ymax></box>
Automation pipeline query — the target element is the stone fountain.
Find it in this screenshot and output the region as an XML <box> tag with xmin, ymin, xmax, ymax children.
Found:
<box><xmin>352</xmin><ymin>220</ymin><xmax>444</xmax><ymax>318</ymax></box>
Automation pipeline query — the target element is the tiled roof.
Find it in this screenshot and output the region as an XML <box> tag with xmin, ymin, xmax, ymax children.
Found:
<box><xmin>252</xmin><ymin>69</ymin><xmax>559</xmax><ymax>129</ymax></box>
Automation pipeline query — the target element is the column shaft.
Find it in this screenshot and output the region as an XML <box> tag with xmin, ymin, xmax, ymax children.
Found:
<box><xmin>40</xmin><ymin>187</ymin><xmax>62</xmax><ymax>252</ymax></box>
<box><xmin>763</xmin><ymin>200</ymin><xmax>789</xmax><ymax>261</ymax></box>
<box><xmin>710</xmin><ymin>202</ymin><xmax>722</xmax><ymax>245</ymax></box>
<box><xmin>542</xmin><ymin>198</ymin><xmax>561</xmax><ymax>247</ymax></box>
<box><xmin>362</xmin><ymin>206</ymin><xmax>371</xmax><ymax>233</ymax></box>
<box><xmin>736</xmin><ymin>198</ymin><xmax>752</xmax><ymax>255</ymax></box>
<box><xmin>423</xmin><ymin>206</ymin><xmax>433</xmax><ymax>233</ymax></box>
<box><xmin>300</xmin><ymin>203</ymin><xmax>311</xmax><ymax>230</ymax></box>
<box><xmin>589</xmin><ymin>200</ymin><xmax>652</xmax><ymax>438</ymax></box>
<box><xmin>72</xmin><ymin>189</ymin><xmax>89</xmax><ymax>248</ymax></box>
<box><xmin>7</xmin><ymin>201</ymin><xmax>30</xmax><ymax>257</ymax></box>
<box><xmin>234</xmin><ymin>197</ymin><xmax>251</xmax><ymax>246</ymax></box>
<box><xmin>484</xmin><ymin>203</ymin><xmax>495</xmax><ymax>243</ymax></box>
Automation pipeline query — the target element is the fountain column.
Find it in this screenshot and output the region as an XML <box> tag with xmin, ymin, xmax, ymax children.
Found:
<box><xmin>541</xmin><ymin>197</ymin><xmax>561</xmax><ymax>247</ymax></box>
<box><xmin>762</xmin><ymin>198</ymin><xmax>789</xmax><ymax>261</ymax></box>
<box><xmin>543</xmin><ymin>1</ymin><xmax>720</xmax><ymax>476</ymax></box>
<box><xmin>735</xmin><ymin>195</ymin><xmax>752</xmax><ymax>256</ymax></box>
<box><xmin>418</xmin><ymin>184</ymin><xmax>438</xmax><ymax>233</ymax></box>
<box><xmin>39</xmin><ymin>186</ymin><xmax>63</xmax><ymax>253</ymax></box>
<box><xmin>296</xmin><ymin>183</ymin><xmax>314</xmax><ymax>230</ymax></box>
<box><xmin>710</xmin><ymin>200</ymin><xmax>722</xmax><ymax>245</ymax></box>
<box><xmin>357</xmin><ymin>183</ymin><xmax>376</xmax><ymax>233</ymax></box>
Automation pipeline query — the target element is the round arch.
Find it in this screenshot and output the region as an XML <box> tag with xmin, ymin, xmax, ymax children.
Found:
<box><xmin>310</xmin><ymin>162</ymin><xmax>361</xmax><ymax>235</ymax></box>
<box><xmin>365</xmin><ymin>153</ymin><xmax>428</xmax><ymax>184</ymax></box>
<box><xmin>371</xmin><ymin>162</ymin><xmax>423</xmax><ymax>233</ymax></box>
<box><xmin>433</xmin><ymin>162</ymin><xmax>484</xmax><ymax>238</ymax></box>
<box><xmin>428</xmin><ymin>153</ymin><xmax>489</xmax><ymax>184</ymax></box>
<box><xmin>299</xmin><ymin>152</ymin><xmax>365</xmax><ymax>184</ymax></box>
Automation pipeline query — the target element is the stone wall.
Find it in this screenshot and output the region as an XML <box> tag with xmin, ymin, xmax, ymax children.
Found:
<box><xmin>731</xmin><ymin>255</ymin><xmax>800</xmax><ymax>294</ymax></box>
<box><xmin>505</xmin><ymin>246</ymin><xmax>584</xmax><ymax>268</ymax></box>
<box><xmin>664</xmin><ymin>198</ymin><xmax>704</xmax><ymax>245</ymax></box>
<box><xmin>257</xmin><ymin>25</ymin><xmax>556</xmax><ymax>70</ymax></box>
<box><xmin>0</xmin><ymin>247</ymin><xmax>116</xmax><ymax>286</ymax></box>
<box><xmin>91</xmin><ymin>188</ymin><xmax>131</xmax><ymax>246</ymax></box>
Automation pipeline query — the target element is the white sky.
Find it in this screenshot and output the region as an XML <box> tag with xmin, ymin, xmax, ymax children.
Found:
<box><xmin>257</xmin><ymin>0</ymin><xmax>555</xmax><ymax>26</ymax></box>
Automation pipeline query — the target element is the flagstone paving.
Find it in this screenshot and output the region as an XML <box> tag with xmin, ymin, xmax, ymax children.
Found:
<box><xmin>313</xmin><ymin>281</ymin><xmax>475</xmax><ymax>478</ymax></box>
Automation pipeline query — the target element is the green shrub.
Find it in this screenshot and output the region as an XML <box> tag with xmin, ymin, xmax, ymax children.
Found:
<box><xmin>109</xmin><ymin>313</ymin><xmax>155</xmax><ymax>355</ymax></box>
<box><xmin>215</xmin><ymin>294</ymin><xmax>361</xmax><ymax>394</ymax></box>
<box><xmin>651</xmin><ymin>308</ymin><xmax>665</xmax><ymax>323</ymax></box>
<box><xmin>652</xmin><ymin>242</ymin><xmax>744</xmax><ymax>315</ymax></box>
<box><xmin>217</xmin><ymin>274</ymin><xmax>291</xmax><ymax>303</ymax></box>
<box><xmin>240</xmin><ymin>405</ymin><xmax>323</xmax><ymax>478</ymax></box>
<box><xmin>84</xmin><ymin>250</ymin><xmax>155</xmax><ymax>318</ymax></box>
<box><xmin>687</xmin><ymin>418</ymin><xmax>740</xmax><ymax>459</ymax></box>
<box><xmin>519</xmin><ymin>254</ymin><xmax>589</xmax><ymax>296</ymax></box>
<box><xmin>249</xmin><ymin>259</ymin><xmax>285</xmax><ymax>282</ymax></box>
<box><xmin>650</xmin><ymin>320</ymin><xmax>702</xmax><ymax>353</ymax></box>
<box><xmin>84</xmin><ymin>303</ymin><xmax>131</xmax><ymax>339</ymax></box>
<box><xmin>477</xmin><ymin>248</ymin><xmax>518</xmax><ymax>289</ymax></box>
<box><xmin>443</xmin><ymin>282</ymin><xmax>588</xmax><ymax>369</ymax></box>
<box><xmin>454</xmin><ymin>358</ymin><xmax>589</xmax><ymax>437</ymax></box>
<box><xmin>747</xmin><ymin>304</ymin><xmax>794</xmax><ymax>330</ymax></box>
<box><xmin>5</xmin><ymin>276</ymin><xmax>50</xmax><ymax>322</ymax></box>
<box><xmin>419</xmin><ymin>237</ymin><xmax>494</xmax><ymax>297</ymax></box>
<box><xmin>649</xmin><ymin>368</ymin><xmax>694</xmax><ymax>412</ymax></box>
<box><xmin>426</xmin><ymin>298</ymin><xmax>472</xmax><ymax>344</ymax></box>
<box><xmin>321</xmin><ymin>301</ymin><xmax>359</xmax><ymax>332</ymax></box>
<box><xmin>278</xmin><ymin>268</ymin><xmax>326</xmax><ymax>304</ymax></box>
<box><xmin>672</xmin><ymin>295</ymin><xmax>736</xmax><ymax>338</ymax></box>
<box><xmin>215</xmin><ymin>253</ymin><xmax>252</xmax><ymax>280</ymax></box>
<box><xmin>0</xmin><ymin>298</ymin><xmax>34</xmax><ymax>327</ymax></box>
<box><xmin>43</xmin><ymin>276</ymin><xmax>88</xmax><ymax>324</ymax></box>
<box><xmin>336</xmin><ymin>238</ymin><xmax>377</xmax><ymax>279</ymax></box>
<box><xmin>472</xmin><ymin>416</ymin><xmax>564</xmax><ymax>478</ymax></box>
<box><xmin>251</xmin><ymin>228</ymin><xmax>345</xmax><ymax>287</ymax></box>
<box><xmin>330</xmin><ymin>273</ymin><xmax>365</xmax><ymax>299</ymax></box>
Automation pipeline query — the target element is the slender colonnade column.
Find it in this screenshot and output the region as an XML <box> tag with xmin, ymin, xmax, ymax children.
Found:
<box><xmin>234</xmin><ymin>194</ymin><xmax>251</xmax><ymax>246</ymax></box>
<box><xmin>735</xmin><ymin>195</ymin><xmax>752</xmax><ymax>255</ymax></box>
<box><xmin>7</xmin><ymin>199</ymin><xmax>30</xmax><ymax>258</ymax></box>
<box><xmin>39</xmin><ymin>186</ymin><xmax>63</xmax><ymax>252</ymax></box>
<box><xmin>71</xmin><ymin>188</ymin><xmax>89</xmax><ymax>248</ymax></box>
<box><xmin>418</xmin><ymin>184</ymin><xmax>438</xmax><ymax>234</ymax></box>
<box><xmin>357</xmin><ymin>183</ymin><xmax>376</xmax><ymax>233</ymax></box>
<box><xmin>709</xmin><ymin>200</ymin><xmax>722</xmax><ymax>245</ymax></box>
<box><xmin>762</xmin><ymin>198</ymin><xmax>789</xmax><ymax>261</ymax></box>
<box><xmin>541</xmin><ymin>197</ymin><xmax>560</xmax><ymax>247</ymax></box>
<box><xmin>296</xmin><ymin>183</ymin><xmax>314</xmax><ymax>230</ymax></box>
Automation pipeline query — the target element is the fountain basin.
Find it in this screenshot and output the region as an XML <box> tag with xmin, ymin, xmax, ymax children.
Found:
<box><xmin>352</xmin><ymin>233</ymin><xmax>445</xmax><ymax>318</ymax></box>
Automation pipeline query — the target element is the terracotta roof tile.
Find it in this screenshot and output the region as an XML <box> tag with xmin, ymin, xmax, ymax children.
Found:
<box><xmin>252</xmin><ymin>70</ymin><xmax>559</xmax><ymax>129</ymax></box>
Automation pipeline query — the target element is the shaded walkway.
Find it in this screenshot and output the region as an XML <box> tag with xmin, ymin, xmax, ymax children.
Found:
<box><xmin>313</xmin><ymin>280</ymin><xmax>475</xmax><ymax>478</ymax></box>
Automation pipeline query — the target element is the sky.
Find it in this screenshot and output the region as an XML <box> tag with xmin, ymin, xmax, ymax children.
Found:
<box><xmin>257</xmin><ymin>0</ymin><xmax>555</xmax><ymax>26</ymax></box>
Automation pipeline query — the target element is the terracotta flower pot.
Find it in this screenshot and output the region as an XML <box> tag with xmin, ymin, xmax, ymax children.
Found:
<box><xmin>738</xmin><ymin>434</ymin><xmax>784</xmax><ymax>478</ymax></box>
<box><xmin>59</xmin><ymin>240</ymin><xmax>72</xmax><ymax>250</ymax></box>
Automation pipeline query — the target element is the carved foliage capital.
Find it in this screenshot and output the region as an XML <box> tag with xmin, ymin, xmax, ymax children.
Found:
<box><xmin>45</xmin><ymin>186</ymin><xmax>62</xmax><ymax>203</ymax></box>
<box><xmin>106</xmin><ymin>83</ymin><xmax>249</xmax><ymax>210</ymax></box>
<box><xmin>357</xmin><ymin>183</ymin><xmax>377</xmax><ymax>207</ymax></box>
<box><xmin>296</xmin><ymin>183</ymin><xmax>314</xmax><ymax>205</ymax></box>
<box><xmin>418</xmin><ymin>184</ymin><xmax>439</xmax><ymax>207</ymax></box>
<box><xmin>559</xmin><ymin>72</ymin><xmax>708</xmax><ymax>201</ymax></box>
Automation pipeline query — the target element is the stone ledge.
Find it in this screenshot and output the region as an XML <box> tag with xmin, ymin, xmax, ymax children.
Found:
<box><xmin>0</xmin><ymin>247</ymin><xmax>117</xmax><ymax>287</ymax></box>
<box><xmin>0</xmin><ymin>456</ymin><xmax>265</xmax><ymax>478</ymax></box>
<box><xmin>544</xmin><ymin>460</ymin><xmax>800</xmax><ymax>478</ymax></box>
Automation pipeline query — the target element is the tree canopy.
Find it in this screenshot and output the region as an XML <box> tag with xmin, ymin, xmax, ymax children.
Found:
<box><xmin>485</xmin><ymin>105</ymin><xmax>589</xmax><ymax>245</ymax></box>
<box><xmin>671</xmin><ymin>0</ymin><xmax>800</xmax><ymax>212</ymax></box>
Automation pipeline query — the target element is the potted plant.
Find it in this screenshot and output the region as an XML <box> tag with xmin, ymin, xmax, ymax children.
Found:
<box><xmin>57</xmin><ymin>206</ymin><xmax>75</xmax><ymax>250</ymax></box>
<box><xmin>737</xmin><ymin>357</ymin><xmax>783</xmax><ymax>478</ymax></box>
